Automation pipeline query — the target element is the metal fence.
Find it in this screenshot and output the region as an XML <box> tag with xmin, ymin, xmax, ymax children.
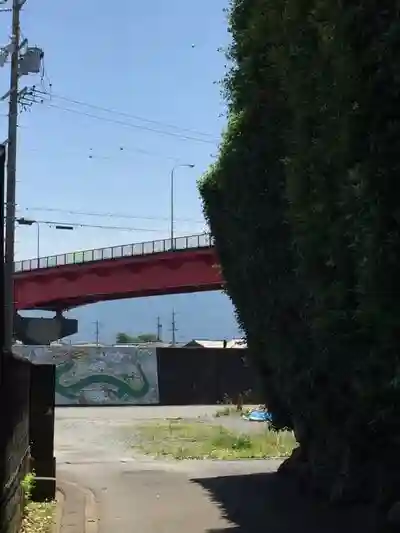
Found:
<box><xmin>15</xmin><ymin>232</ymin><xmax>214</xmax><ymax>273</ymax></box>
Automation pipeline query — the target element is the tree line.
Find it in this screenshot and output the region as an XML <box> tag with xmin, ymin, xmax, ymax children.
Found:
<box><xmin>115</xmin><ymin>332</ymin><xmax>158</xmax><ymax>344</ymax></box>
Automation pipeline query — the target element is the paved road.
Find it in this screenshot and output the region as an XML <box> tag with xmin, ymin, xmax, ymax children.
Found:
<box><xmin>55</xmin><ymin>406</ymin><xmax>375</xmax><ymax>532</ymax></box>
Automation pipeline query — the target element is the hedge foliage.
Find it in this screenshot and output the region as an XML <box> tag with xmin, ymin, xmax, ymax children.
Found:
<box><xmin>199</xmin><ymin>0</ymin><xmax>400</xmax><ymax>506</ymax></box>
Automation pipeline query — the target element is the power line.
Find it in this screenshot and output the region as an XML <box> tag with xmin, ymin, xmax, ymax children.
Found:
<box><xmin>34</xmin><ymin>89</ymin><xmax>218</xmax><ymax>141</ymax></box>
<box><xmin>111</xmin><ymin>144</ymin><xmax>181</xmax><ymax>162</ymax></box>
<box><xmin>20</xmin><ymin>142</ymin><xmax>183</xmax><ymax>164</ymax></box>
<box><xmin>27</xmin><ymin>98</ymin><xmax>217</xmax><ymax>145</ymax></box>
<box><xmin>15</xmin><ymin>218</ymin><xmax>171</xmax><ymax>233</ymax></box>
<box><xmin>19</xmin><ymin>205</ymin><xmax>205</xmax><ymax>224</ymax></box>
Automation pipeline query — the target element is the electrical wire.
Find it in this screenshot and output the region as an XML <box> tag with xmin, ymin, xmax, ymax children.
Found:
<box><xmin>22</xmin><ymin>93</ymin><xmax>217</xmax><ymax>145</ymax></box>
<box><xmin>20</xmin><ymin>205</ymin><xmax>205</xmax><ymax>224</ymax></box>
<box><xmin>20</xmin><ymin>146</ymin><xmax>114</xmax><ymax>161</ymax></box>
<box><xmin>33</xmin><ymin>89</ymin><xmax>218</xmax><ymax>141</ymax></box>
<box><xmin>109</xmin><ymin>145</ymin><xmax>180</xmax><ymax>162</ymax></box>
<box><xmin>20</xmin><ymin>144</ymin><xmax>181</xmax><ymax>163</ymax></box>
<box><xmin>16</xmin><ymin>218</ymin><xmax>171</xmax><ymax>233</ymax></box>
<box><xmin>10</xmin><ymin>91</ymin><xmax>218</xmax><ymax>161</ymax></box>
<box><xmin>41</xmin><ymin>102</ymin><xmax>217</xmax><ymax>144</ymax></box>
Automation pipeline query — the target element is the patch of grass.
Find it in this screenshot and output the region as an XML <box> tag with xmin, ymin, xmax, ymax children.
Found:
<box><xmin>20</xmin><ymin>472</ymin><xmax>55</xmax><ymax>533</ymax></box>
<box><xmin>20</xmin><ymin>501</ymin><xmax>55</xmax><ymax>533</ymax></box>
<box><xmin>133</xmin><ymin>420</ymin><xmax>297</xmax><ymax>460</ymax></box>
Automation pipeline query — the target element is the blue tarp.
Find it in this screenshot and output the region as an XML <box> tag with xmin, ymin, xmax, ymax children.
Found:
<box><xmin>242</xmin><ymin>408</ymin><xmax>272</xmax><ymax>422</ymax></box>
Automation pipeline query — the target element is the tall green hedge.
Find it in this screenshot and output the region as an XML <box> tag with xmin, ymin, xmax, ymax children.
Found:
<box><xmin>199</xmin><ymin>0</ymin><xmax>400</xmax><ymax>513</ymax></box>
<box><xmin>199</xmin><ymin>1</ymin><xmax>313</xmax><ymax>432</ymax></box>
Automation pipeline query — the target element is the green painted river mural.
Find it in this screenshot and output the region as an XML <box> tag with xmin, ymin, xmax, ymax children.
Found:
<box><xmin>15</xmin><ymin>345</ymin><xmax>159</xmax><ymax>405</ymax></box>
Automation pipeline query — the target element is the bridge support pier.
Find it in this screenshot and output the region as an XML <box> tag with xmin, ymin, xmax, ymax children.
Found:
<box><xmin>14</xmin><ymin>312</ymin><xmax>78</xmax><ymax>345</ymax></box>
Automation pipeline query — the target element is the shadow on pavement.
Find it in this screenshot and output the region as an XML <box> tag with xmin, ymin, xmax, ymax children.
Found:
<box><xmin>193</xmin><ymin>472</ymin><xmax>377</xmax><ymax>533</ymax></box>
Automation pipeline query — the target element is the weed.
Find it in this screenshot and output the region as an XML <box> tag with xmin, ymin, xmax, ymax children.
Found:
<box><xmin>133</xmin><ymin>420</ymin><xmax>297</xmax><ymax>460</ymax></box>
<box><xmin>21</xmin><ymin>472</ymin><xmax>36</xmax><ymax>502</ymax></box>
<box><xmin>20</xmin><ymin>472</ymin><xmax>54</xmax><ymax>533</ymax></box>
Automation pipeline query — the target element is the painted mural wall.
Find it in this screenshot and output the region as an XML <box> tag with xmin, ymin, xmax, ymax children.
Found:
<box><xmin>15</xmin><ymin>345</ymin><xmax>159</xmax><ymax>406</ymax></box>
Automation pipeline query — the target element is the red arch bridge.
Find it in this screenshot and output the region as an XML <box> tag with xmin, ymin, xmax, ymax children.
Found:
<box><xmin>14</xmin><ymin>233</ymin><xmax>223</xmax><ymax>311</ymax></box>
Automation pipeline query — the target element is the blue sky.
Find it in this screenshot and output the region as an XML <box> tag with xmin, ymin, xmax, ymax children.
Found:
<box><xmin>0</xmin><ymin>0</ymin><xmax>240</xmax><ymax>343</ymax></box>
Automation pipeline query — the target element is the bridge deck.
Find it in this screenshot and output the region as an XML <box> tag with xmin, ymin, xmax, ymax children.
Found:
<box><xmin>15</xmin><ymin>233</ymin><xmax>214</xmax><ymax>273</ymax></box>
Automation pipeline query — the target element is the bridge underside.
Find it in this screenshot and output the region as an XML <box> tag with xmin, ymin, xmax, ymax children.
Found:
<box><xmin>31</xmin><ymin>284</ymin><xmax>223</xmax><ymax>312</ymax></box>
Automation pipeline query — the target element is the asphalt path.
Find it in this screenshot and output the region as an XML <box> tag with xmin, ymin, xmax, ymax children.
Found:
<box><xmin>55</xmin><ymin>405</ymin><xmax>375</xmax><ymax>533</ymax></box>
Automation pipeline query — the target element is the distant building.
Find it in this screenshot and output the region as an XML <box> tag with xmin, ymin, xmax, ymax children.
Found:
<box><xmin>228</xmin><ymin>338</ymin><xmax>247</xmax><ymax>349</ymax></box>
<box><xmin>183</xmin><ymin>338</ymin><xmax>247</xmax><ymax>349</ymax></box>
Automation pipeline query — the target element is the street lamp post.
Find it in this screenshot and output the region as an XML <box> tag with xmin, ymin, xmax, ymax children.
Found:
<box><xmin>16</xmin><ymin>218</ymin><xmax>74</xmax><ymax>261</ymax></box>
<box><xmin>170</xmin><ymin>163</ymin><xmax>195</xmax><ymax>250</ymax></box>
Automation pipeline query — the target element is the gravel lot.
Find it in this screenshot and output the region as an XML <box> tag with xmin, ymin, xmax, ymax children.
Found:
<box><xmin>54</xmin><ymin>404</ymin><xmax>266</xmax><ymax>464</ymax></box>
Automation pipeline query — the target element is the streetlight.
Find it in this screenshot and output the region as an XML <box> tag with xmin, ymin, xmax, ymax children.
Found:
<box><xmin>170</xmin><ymin>163</ymin><xmax>195</xmax><ymax>250</ymax></box>
<box><xmin>54</xmin><ymin>225</ymin><xmax>74</xmax><ymax>231</ymax></box>
<box><xmin>16</xmin><ymin>217</ymin><xmax>74</xmax><ymax>260</ymax></box>
<box><xmin>16</xmin><ymin>217</ymin><xmax>40</xmax><ymax>259</ymax></box>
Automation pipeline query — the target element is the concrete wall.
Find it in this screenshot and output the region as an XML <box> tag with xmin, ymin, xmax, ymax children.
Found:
<box><xmin>14</xmin><ymin>345</ymin><xmax>261</xmax><ymax>407</ymax></box>
<box><xmin>29</xmin><ymin>364</ymin><xmax>56</xmax><ymax>502</ymax></box>
<box><xmin>157</xmin><ymin>348</ymin><xmax>262</xmax><ymax>405</ymax></box>
<box><xmin>14</xmin><ymin>345</ymin><xmax>159</xmax><ymax>405</ymax></box>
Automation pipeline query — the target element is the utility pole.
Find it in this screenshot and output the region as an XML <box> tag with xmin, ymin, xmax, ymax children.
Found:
<box><xmin>94</xmin><ymin>320</ymin><xmax>100</xmax><ymax>346</ymax></box>
<box><xmin>3</xmin><ymin>0</ymin><xmax>22</xmax><ymax>352</ymax></box>
<box><xmin>0</xmin><ymin>143</ymin><xmax>6</xmax><ymax>382</ymax></box>
<box><xmin>0</xmin><ymin>143</ymin><xmax>6</xmax><ymax>285</ymax></box>
<box><xmin>171</xmin><ymin>309</ymin><xmax>178</xmax><ymax>346</ymax></box>
<box><xmin>1</xmin><ymin>0</ymin><xmax>44</xmax><ymax>351</ymax></box>
<box><xmin>156</xmin><ymin>316</ymin><xmax>162</xmax><ymax>342</ymax></box>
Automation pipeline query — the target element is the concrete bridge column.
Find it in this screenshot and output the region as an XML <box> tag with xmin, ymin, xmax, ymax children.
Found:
<box><xmin>14</xmin><ymin>312</ymin><xmax>78</xmax><ymax>345</ymax></box>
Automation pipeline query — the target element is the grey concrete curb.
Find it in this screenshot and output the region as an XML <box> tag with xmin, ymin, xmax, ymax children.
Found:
<box><xmin>52</xmin><ymin>490</ymin><xmax>65</xmax><ymax>533</ymax></box>
<box><xmin>54</xmin><ymin>480</ymin><xmax>99</xmax><ymax>533</ymax></box>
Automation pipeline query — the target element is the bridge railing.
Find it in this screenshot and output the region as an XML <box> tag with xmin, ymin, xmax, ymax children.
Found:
<box><xmin>14</xmin><ymin>232</ymin><xmax>214</xmax><ymax>273</ymax></box>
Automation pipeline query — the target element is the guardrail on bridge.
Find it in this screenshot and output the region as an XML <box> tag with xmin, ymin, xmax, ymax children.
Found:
<box><xmin>15</xmin><ymin>232</ymin><xmax>214</xmax><ymax>273</ymax></box>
